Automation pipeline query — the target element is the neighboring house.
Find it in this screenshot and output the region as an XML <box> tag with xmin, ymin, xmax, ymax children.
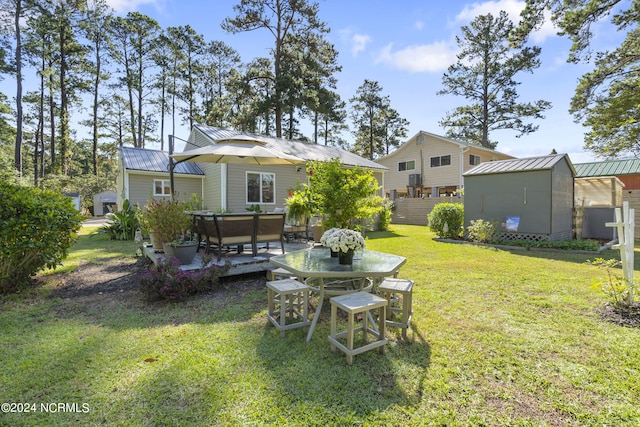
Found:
<box><xmin>574</xmin><ymin>158</ymin><xmax>640</xmax><ymax>190</ymax></box>
<box><xmin>463</xmin><ymin>153</ymin><xmax>575</xmax><ymax>242</ymax></box>
<box><xmin>375</xmin><ymin>131</ymin><xmax>514</xmax><ymax>199</ymax></box>
<box><xmin>117</xmin><ymin>146</ymin><xmax>205</xmax><ymax>209</ymax></box>
<box><xmin>574</xmin><ymin>158</ymin><xmax>640</xmax><ymax>239</ymax></box>
<box><xmin>117</xmin><ymin>125</ymin><xmax>387</xmax><ymax>212</ymax></box>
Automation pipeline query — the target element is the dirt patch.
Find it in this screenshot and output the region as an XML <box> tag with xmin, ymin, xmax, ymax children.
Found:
<box><xmin>41</xmin><ymin>256</ymin><xmax>266</xmax><ymax>307</ymax></box>
<box><xmin>597</xmin><ymin>302</ymin><xmax>640</xmax><ymax>328</ymax></box>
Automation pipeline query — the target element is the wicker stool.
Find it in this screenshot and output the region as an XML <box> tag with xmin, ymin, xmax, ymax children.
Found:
<box><xmin>378</xmin><ymin>278</ymin><xmax>413</xmax><ymax>339</ymax></box>
<box><xmin>266</xmin><ymin>279</ymin><xmax>311</xmax><ymax>337</ymax></box>
<box><xmin>267</xmin><ymin>267</ymin><xmax>296</xmax><ymax>281</ymax></box>
<box><xmin>329</xmin><ymin>292</ymin><xmax>388</xmax><ymax>365</ymax></box>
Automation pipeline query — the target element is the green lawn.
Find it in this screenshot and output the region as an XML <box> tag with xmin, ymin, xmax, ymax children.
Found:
<box><xmin>1</xmin><ymin>224</ymin><xmax>639</xmax><ymax>426</ymax></box>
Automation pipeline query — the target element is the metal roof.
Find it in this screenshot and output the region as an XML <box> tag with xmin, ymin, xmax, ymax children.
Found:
<box><xmin>574</xmin><ymin>158</ymin><xmax>640</xmax><ymax>178</ymax></box>
<box><xmin>120</xmin><ymin>146</ymin><xmax>204</xmax><ymax>175</ymax></box>
<box><xmin>193</xmin><ymin>125</ymin><xmax>387</xmax><ymax>171</ymax></box>
<box><xmin>463</xmin><ymin>153</ymin><xmax>574</xmax><ymax>176</ymax></box>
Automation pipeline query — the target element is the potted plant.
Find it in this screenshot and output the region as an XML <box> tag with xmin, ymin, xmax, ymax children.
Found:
<box><xmin>284</xmin><ymin>190</ymin><xmax>312</xmax><ymax>226</ymax></box>
<box><xmin>320</xmin><ymin>228</ymin><xmax>365</xmax><ymax>265</ymax></box>
<box><xmin>142</xmin><ymin>198</ymin><xmax>197</xmax><ymax>264</ymax></box>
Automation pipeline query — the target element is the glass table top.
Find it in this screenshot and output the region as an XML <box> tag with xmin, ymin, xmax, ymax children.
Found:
<box><xmin>270</xmin><ymin>247</ymin><xmax>406</xmax><ymax>278</ymax></box>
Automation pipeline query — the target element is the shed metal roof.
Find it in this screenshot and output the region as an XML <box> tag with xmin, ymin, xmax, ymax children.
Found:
<box><xmin>574</xmin><ymin>158</ymin><xmax>640</xmax><ymax>178</ymax></box>
<box><xmin>193</xmin><ymin>125</ymin><xmax>387</xmax><ymax>171</ymax></box>
<box><xmin>463</xmin><ymin>153</ymin><xmax>574</xmax><ymax>176</ymax></box>
<box><xmin>120</xmin><ymin>146</ymin><xmax>204</xmax><ymax>175</ymax></box>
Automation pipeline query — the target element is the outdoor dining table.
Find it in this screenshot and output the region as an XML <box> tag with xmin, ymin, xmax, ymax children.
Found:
<box><xmin>269</xmin><ymin>247</ymin><xmax>406</xmax><ymax>342</ymax></box>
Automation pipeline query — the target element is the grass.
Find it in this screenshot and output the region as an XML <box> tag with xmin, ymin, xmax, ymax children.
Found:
<box><xmin>1</xmin><ymin>224</ymin><xmax>639</xmax><ymax>426</ymax></box>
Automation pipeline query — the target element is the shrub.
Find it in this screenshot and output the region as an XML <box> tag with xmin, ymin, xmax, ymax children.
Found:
<box><xmin>467</xmin><ymin>219</ymin><xmax>499</xmax><ymax>243</ymax></box>
<box><xmin>99</xmin><ymin>199</ymin><xmax>139</xmax><ymax>240</ymax></box>
<box><xmin>589</xmin><ymin>258</ymin><xmax>630</xmax><ymax>310</ymax></box>
<box><xmin>139</xmin><ymin>254</ymin><xmax>230</xmax><ymax>301</ymax></box>
<box><xmin>427</xmin><ymin>202</ymin><xmax>464</xmax><ymax>239</ymax></box>
<box><xmin>141</xmin><ymin>197</ymin><xmax>193</xmax><ymax>246</ymax></box>
<box><xmin>0</xmin><ymin>182</ymin><xmax>83</xmax><ymax>293</ymax></box>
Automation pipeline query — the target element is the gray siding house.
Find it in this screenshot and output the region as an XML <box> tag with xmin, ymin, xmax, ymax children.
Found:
<box><xmin>117</xmin><ymin>125</ymin><xmax>387</xmax><ymax>212</ymax></box>
<box><xmin>463</xmin><ymin>153</ymin><xmax>575</xmax><ymax>241</ymax></box>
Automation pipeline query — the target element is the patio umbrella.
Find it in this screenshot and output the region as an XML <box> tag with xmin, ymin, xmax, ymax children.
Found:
<box><xmin>170</xmin><ymin>142</ymin><xmax>304</xmax><ymax>166</ymax></box>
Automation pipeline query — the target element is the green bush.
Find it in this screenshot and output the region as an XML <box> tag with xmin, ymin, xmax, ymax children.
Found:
<box><xmin>428</xmin><ymin>202</ymin><xmax>464</xmax><ymax>239</ymax></box>
<box><xmin>0</xmin><ymin>182</ymin><xmax>83</xmax><ymax>293</ymax></box>
<box><xmin>99</xmin><ymin>199</ymin><xmax>139</xmax><ymax>240</ymax></box>
<box><xmin>467</xmin><ymin>219</ymin><xmax>499</xmax><ymax>243</ymax></box>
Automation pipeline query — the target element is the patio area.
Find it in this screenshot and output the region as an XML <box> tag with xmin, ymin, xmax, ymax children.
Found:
<box><xmin>143</xmin><ymin>239</ymin><xmax>314</xmax><ymax>276</ymax></box>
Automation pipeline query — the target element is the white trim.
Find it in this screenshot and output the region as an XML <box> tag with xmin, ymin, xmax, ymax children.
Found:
<box><xmin>246</xmin><ymin>170</ymin><xmax>276</xmax><ymax>205</ymax></box>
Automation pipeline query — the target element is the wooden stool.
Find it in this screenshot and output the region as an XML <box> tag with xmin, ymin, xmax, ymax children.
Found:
<box><xmin>378</xmin><ymin>278</ymin><xmax>413</xmax><ymax>339</ymax></box>
<box><xmin>266</xmin><ymin>279</ymin><xmax>311</xmax><ymax>337</ymax></box>
<box><xmin>267</xmin><ymin>267</ymin><xmax>296</xmax><ymax>281</ymax></box>
<box><xmin>329</xmin><ymin>292</ymin><xmax>388</xmax><ymax>365</ymax></box>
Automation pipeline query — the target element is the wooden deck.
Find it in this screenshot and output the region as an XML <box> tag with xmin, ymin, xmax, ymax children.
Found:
<box><xmin>143</xmin><ymin>240</ymin><xmax>313</xmax><ymax>277</ymax></box>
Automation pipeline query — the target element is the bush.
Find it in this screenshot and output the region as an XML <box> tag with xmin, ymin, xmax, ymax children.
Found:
<box><xmin>467</xmin><ymin>219</ymin><xmax>499</xmax><ymax>243</ymax></box>
<box><xmin>0</xmin><ymin>182</ymin><xmax>83</xmax><ymax>293</ymax></box>
<box><xmin>139</xmin><ymin>254</ymin><xmax>230</xmax><ymax>301</ymax></box>
<box><xmin>428</xmin><ymin>203</ymin><xmax>464</xmax><ymax>239</ymax></box>
<box><xmin>99</xmin><ymin>199</ymin><xmax>139</xmax><ymax>240</ymax></box>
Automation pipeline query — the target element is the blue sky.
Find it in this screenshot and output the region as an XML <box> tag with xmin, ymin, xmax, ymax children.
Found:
<box><xmin>106</xmin><ymin>0</ymin><xmax>621</xmax><ymax>162</ymax></box>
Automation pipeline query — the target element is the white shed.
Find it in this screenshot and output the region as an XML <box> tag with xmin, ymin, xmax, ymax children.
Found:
<box><xmin>93</xmin><ymin>190</ymin><xmax>117</xmax><ymax>216</ymax></box>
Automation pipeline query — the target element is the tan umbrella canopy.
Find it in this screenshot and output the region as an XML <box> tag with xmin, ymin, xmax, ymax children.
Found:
<box><xmin>170</xmin><ymin>141</ymin><xmax>304</xmax><ymax>166</ymax></box>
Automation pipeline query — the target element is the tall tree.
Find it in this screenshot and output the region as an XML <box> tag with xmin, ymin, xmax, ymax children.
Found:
<box><xmin>194</xmin><ymin>40</ymin><xmax>242</xmax><ymax>128</ymax></box>
<box><xmin>51</xmin><ymin>0</ymin><xmax>89</xmax><ymax>175</ymax></box>
<box><xmin>438</xmin><ymin>11</ymin><xmax>551</xmax><ymax>149</ymax></box>
<box><xmin>515</xmin><ymin>0</ymin><xmax>640</xmax><ymax>157</ymax></box>
<box><xmin>315</xmin><ymin>87</ymin><xmax>347</xmax><ymax>146</ymax></box>
<box><xmin>167</xmin><ymin>25</ymin><xmax>205</xmax><ymax>131</ymax></box>
<box><xmin>349</xmin><ymin>79</ymin><xmax>391</xmax><ymax>160</ymax></box>
<box><xmin>380</xmin><ymin>102</ymin><xmax>409</xmax><ymax>156</ymax></box>
<box><xmin>223</xmin><ymin>0</ymin><xmax>329</xmax><ymax>138</ymax></box>
<box><xmin>109</xmin><ymin>12</ymin><xmax>159</xmax><ymax>148</ymax></box>
<box><xmin>79</xmin><ymin>0</ymin><xmax>113</xmax><ymax>175</ymax></box>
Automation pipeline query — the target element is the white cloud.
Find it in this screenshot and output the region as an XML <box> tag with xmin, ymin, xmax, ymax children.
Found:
<box><xmin>376</xmin><ymin>41</ymin><xmax>458</xmax><ymax>73</ymax></box>
<box><xmin>351</xmin><ymin>33</ymin><xmax>372</xmax><ymax>57</ymax></box>
<box><xmin>106</xmin><ymin>0</ymin><xmax>164</xmax><ymax>13</ymax></box>
<box><xmin>454</xmin><ymin>0</ymin><xmax>557</xmax><ymax>43</ymax></box>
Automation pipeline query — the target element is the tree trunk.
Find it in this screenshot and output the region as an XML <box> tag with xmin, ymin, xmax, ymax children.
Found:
<box><xmin>14</xmin><ymin>0</ymin><xmax>23</xmax><ymax>176</ymax></box>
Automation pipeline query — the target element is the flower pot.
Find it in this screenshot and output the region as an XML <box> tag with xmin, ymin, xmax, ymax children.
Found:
<box><xmin>330</xmin><ymin>249</ymin><xmax>338</xmax><ymax>257</ymax></box>
<box><xmin>163</xmin><ymin>242</ymin><xmax>198</xmax><ymax>265</ymax></box>
<box><xmin>338</xmin><ymin>249</ymin><xmax>355</xmax><ymax>265</ymax></box>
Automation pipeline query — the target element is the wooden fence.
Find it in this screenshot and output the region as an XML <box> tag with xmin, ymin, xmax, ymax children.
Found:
<box><xmin>391</xmin><ymin>196</ymin><xmax>464</xmax><ymax>226</ymax></box>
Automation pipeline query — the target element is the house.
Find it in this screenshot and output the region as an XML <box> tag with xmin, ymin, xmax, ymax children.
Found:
<box><xmin>463</xmin><ymin>153</ymin><xmax>575</xmax><ymax>242</ymax></box>
<box><xmin>117</xmin><ymin>125</ymin><xmax>387</xmax><ymax>212</ymax></box>
<box><xmin>92</xmin><ymin>190</ymin><xmax>117</xmax><ymax>216</ymax></box>
<box><xmin>574</xmin><ymin>158</ymin><xmax>640</xmax><ymax>239</ymax></box>
<box><xmin>116</xmin><ymin>146</ymin><xmax>206</xmax><ymax>209</ymax></box>
<box><xmin>574</xmin><ymin>158</ymin><xmax>640</xmax><ymax>190</ymax></box>
<box><xmin>375</xmin><ymin>131</ymin><xmax>514</xmax><ymax>199</ymax></box>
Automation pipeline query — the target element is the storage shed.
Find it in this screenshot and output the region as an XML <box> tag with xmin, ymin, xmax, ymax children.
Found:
<box><xmin>93</xmin><ymin>190</ymin><xmax>117</xmax><ymax>216</ymax></box>
<box><xmin>463</xmin><ymin>153</ymin><xmax>575</xmax><ymax>241</ymax></box>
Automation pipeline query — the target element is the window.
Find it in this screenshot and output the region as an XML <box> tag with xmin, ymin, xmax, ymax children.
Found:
<box><xmin>430</xmin><ymin>155</ymin><xmax>451</xmax><ymax>167</ymax></box>
<box><xmin>398</xmin><ymin>160</ymin><xmax>415</xmax><ymax>171</ymax></box>
<box><xmin>469</xmin><ymin>154</ymin><xmax>481</xmax><ymax>166</ymax></box>
<box><xmin>153</xmin><ymin>179</ymin><xmax>171</xmax><ymax>196</ymax></box>
<box><xmin>247</xmin><ymin>172</ymin><xmax>275</xmax><ymax>204</ymax></box>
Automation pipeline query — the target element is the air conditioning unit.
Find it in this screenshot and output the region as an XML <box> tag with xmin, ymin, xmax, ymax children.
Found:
<box><xmin>408</xmin><ymin>174</ymin><xmax>421</xmax><ymax>185</ymax></box>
